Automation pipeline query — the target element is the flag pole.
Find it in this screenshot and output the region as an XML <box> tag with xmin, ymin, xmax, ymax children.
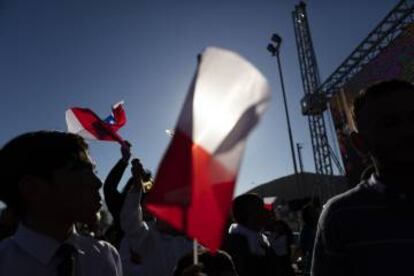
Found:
<box><xmin>193</xmin><ymin>239</ymin><xmax>198</xmax><ymax>265</ymax></box>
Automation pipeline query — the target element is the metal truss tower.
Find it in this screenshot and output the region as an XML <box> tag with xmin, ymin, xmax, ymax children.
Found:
<box><xmin>292</xmin><ymin>2</ymin><xmax>333</xmax><ymax>177</ymax></box>
<box><xmin>319</xmin><ymin>0</ymin><xmax>414</xmax><ymax>97</ymax></box>
<box><xmin>292</xmin><ymin>0</ymin><xmax>414</xmax><ymax>192</ymax></box>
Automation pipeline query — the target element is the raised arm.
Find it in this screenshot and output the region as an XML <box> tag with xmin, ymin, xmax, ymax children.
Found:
<box><xmin>120</xmin><ymin>158</ymin><xmax>147</xmax><ymax>236</ymax></box>
<box><xmin>103</xmin><ymin>141</ymin><xmax>131</xmax><ymax>218</ymax></box>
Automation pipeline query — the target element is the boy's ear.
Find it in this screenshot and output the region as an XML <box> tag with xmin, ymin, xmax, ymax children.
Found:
<box><xmin>350</xmin><ymin>131</ymin><xmax>370</xmax><ymax>156</ymax></box>
<box><xmin>18</xmin><ymin>175</ymin><xmax>46</xmax><ymax>203</ymax></box>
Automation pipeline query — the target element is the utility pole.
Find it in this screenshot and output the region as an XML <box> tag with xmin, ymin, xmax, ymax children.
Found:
<box><xmin>267</xmin><ymin>34</ymin><xmax>299</xmax><ymax>177</ymax></box>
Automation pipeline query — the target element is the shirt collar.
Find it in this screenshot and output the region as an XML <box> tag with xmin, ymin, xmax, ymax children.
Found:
<box><xmin>14</xmin><ymin>224</ymin><xmax>83</xmax><ymax>265</ymax></box>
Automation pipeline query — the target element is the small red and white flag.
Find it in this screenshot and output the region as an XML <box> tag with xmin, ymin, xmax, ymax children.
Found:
<box><xmin>263</xmin><ymin>196</ymin><xmax>277</xmax><ymax>211</ymax></box>
<box><xmin>65</xmin><ymin>101</ymin><xmax>126</xmax><ymax>144</ymax></box>
<box><xmin>145</xmin><ymin>47</ymin><xmax>270</xmax><ymax>252</ymax></box>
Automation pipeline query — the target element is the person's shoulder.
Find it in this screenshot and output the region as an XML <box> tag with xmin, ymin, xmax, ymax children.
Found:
<box><xmin>319</xmin><ymin>180</ymin><xmax>379</xmax><ymax>225</ymax></box>
<box><xmin>325</xmin><ymin>180</ymin><xmax>375</xmax><ymax>210</ymax></box>
<box><xmin>74</xmin><ymin>235</ymin><xmax>122</xmax><ymax>275</ymax></box>
<box><xmin>75</xmin><ymin>235</ymin><xmax>119</xmax><ymax>257</ymax></box>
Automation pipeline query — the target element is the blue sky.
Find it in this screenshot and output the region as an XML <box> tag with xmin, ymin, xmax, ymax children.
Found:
<box><xmin>0</xmin><ymin>0</ymin><xmax>397</xmax><ymax>199</ymax></box>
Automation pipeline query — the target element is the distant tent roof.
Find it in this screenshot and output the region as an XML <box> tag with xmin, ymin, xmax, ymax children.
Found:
<box><xmin>248</xmin><ymin>172</ymin><xmax>348</xmax><ymax>203</ymax></box>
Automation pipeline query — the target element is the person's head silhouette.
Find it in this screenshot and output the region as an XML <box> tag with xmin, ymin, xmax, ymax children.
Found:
<box><xmin>232</xmin><ymin>193</ymin><xmax>267</xmax><ymax>231</ymax></box>
<box><xmin>0</xmin><ymin>131</ymin><xmax>102</xmax><ymax>241</ymax></box>
<box><xmin>352</xmin><ymin>79</ymin><xmax>414</xmax><ymax>187</ymax></box>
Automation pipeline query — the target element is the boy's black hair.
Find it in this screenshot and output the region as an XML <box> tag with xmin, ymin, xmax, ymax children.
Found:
<box><xmin>0</xmin><ymin>131</ymin><xmax>88</xmax><ymax>215</ymax></box>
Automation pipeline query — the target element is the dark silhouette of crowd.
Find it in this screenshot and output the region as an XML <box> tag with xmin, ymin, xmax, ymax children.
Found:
<box><xmin>0</xmin><ymin>79</ymin><xmax>413</xmax><ymax>276</ymax></box>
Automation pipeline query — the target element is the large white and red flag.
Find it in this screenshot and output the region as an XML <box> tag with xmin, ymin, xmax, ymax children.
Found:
<box><xmin>145</xmin><ymin>47</ymin><xmax>270</xmax><ymax>252</ymax></box>
<box><xmin>65</xmin><ymin>101</ymin><xmax>126</xmax><ymax>144</ymax></box>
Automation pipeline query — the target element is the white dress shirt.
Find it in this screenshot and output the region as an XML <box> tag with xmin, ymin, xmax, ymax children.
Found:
<box><xmin>0</xmin><ymin>224</ymin><xmax>122</xmax><ymax>276</ymax></box>
<box><xmin>120</xmin><ymin>186</ymin><xmax>192</xmax><ymax>276</ymax></box>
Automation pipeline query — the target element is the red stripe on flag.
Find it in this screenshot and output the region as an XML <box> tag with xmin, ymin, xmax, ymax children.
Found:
<box><xmin>264</xmin><ymin>204</ymin><xmax>273</xmax><ymax>211</ymax></box>
<box><xmin>145</xmin><ymin>130</ymin><xmax>236</xmax><ymax>252</ymax></box>
<box><xmin>71</xmin><ymin>108</ymin><xmax>124</xmax><ymax>143</ymax></box>
<box><xmin>146</xmin><ymin>130</ymin><xmax>193</xmax><ymax>205</ymax></box>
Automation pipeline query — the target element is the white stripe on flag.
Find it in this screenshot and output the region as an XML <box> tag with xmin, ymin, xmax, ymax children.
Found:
<box><xmin>191</xmin><ymin>47</ymin><xmax>270</xmax><ymax>176</ymax></box>
<box><xmin>65</xmin><ymin>109</ymin><xmax>96</xmax><ymax>140</ymax></box>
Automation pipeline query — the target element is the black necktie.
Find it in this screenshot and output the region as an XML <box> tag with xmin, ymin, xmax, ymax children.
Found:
<box><xmin>56</xmin><ymin>243</ymin><xmax>77</xmax><ymax>276</ymax></box>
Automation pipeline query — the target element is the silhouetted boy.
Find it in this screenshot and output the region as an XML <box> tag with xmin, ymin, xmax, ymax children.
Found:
<box><xmin>0</xmin><ymin>131</ymin><xmax>122</xmax><ymax>275</ymax></box>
